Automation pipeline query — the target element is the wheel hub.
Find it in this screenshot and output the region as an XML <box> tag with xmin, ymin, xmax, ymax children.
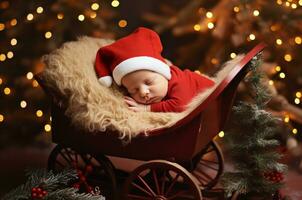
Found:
<box><xmin>155</xmin><ymin>196</ymin><xmax>166</xmax><ymax>200</ymax></box>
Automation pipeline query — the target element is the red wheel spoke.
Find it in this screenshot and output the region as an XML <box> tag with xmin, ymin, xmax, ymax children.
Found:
<box><xmin>193</xmin><ymin>169</ymin><xmax>213</xmax><ymax>183</ymax></box>
<box><xmin>65</xmin><ymin>148</ymin><xmax>75</xmax><ymax>162</ymax></box>
<box><xmin>199</xmin><ymin>158</ymin><xmax>218</xmax><ymax>165</ymax></box>
<box><xmin>198</xmin><ymin>159</ymin><xmax>219</xmax><ymax>171</ymax></box>
<box><xmin>164</xmin><ymin>173</ymin><xmax>180</xmax><ymax>196</ymax></box>
<box><xmin>55</xmin><ymin>159</ymin><xmax>65</xmax><ymax>168</ymax></box>
<box><xmin>137</xmin><ymin>174</ymin><xmax>156</xmax><ymax>196</ymax></box>
<box><xmin>131</xmin><ymin>182</ymin><xmax>154</xmax><ymax>197</ymax></box>
<box><xmin>161</xmin><ymin>170</ymin><xmax>167</xmax><ymax>195</ymax></box>
<box><xmin>152</xmin><ymin>169</ymin><xmax>160</xmax><ymax>194</ymax></box>
<box><xmin>127</xmin><ymin>194</ymin><xmax>152</xmax><ymax>199</ymax></box>
<box><xmin>167</xmin><ymin>190</ymin><xmax>196</xmax><ymax>200</ymax></box>
<box><xmin>58</xmin><ymin>151</ymin><xmax>73</xmax><ymax>165</ymax></box>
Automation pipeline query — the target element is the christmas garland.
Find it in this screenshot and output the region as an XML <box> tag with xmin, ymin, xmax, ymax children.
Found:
<box><xmin>1</xmin><ymin>169</ymin><xmax>105</xmax><ymax>200</ymax></box>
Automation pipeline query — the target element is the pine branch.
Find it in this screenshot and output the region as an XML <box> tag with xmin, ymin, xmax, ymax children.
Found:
<box><xmin>1</xmin><ymin>169</ymin><xmax>105</xmax><ymax>200</ymax></box>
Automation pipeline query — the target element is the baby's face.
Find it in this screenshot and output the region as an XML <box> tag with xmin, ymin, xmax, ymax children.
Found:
<box><xmin>121</xmin><ymin>70</ymin><xmax>168</xmax><ymax>104</ymax></box>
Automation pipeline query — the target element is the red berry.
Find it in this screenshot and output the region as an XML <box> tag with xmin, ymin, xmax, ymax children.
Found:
<box><xmin>80</xmin><ymin>175</ymin><xmax>86</xmax><ymax>182</ymax></box>
<box><xmin>32</xmin><ymin>187</ymin><xmax>37</xmax><ymax>192</ymax></box>
<box><xmin>36</xmin><ymin>187</ymin><xmax>42</xmax><ymax>193</ymax></box>
<box><xmin>73</xmin><ymin>183</ymin><xmax>80</xmax><ymax>189</ymax></box>
<box><xmin>42</xmin><ymin>190</ymin><xmax>48</xmax><ymax>195</ymax></box>
<box><xmin>87</xmin><ymin>186</ymin><xmax>93</xmax><ymax>193</ymax></box>
<box><xmin>86</xmin><ymin>165</ymin><xmax>93</xmax><ymax>173</ymax></box>
<box><xmin>38</xmin><ymin>193</ymin><xmax>43</xmax><ymax>198</ymax></box>
<box><xmin>32</xmin><ymin>192</ymin><xmax>37</xmax><ymax>197</ymax></box>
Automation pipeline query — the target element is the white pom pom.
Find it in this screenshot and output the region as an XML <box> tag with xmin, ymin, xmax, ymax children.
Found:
<box><xmin>98</xmin><ymin>76</ymin><xmax>113</xmax><ymax>87</ymax></box>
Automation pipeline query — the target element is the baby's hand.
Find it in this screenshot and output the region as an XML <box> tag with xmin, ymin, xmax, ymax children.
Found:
<box><xmin>124</xmin><ymin>96</ymin><xmax>150</xmax><ymax>112</ymax></box>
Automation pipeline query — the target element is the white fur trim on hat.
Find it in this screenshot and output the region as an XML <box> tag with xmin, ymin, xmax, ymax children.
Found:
<box><xmin>98</xmin><ymin>76</ymin><xmax>113</xmax><ymax>87</ymax></box>
<box><xmin>112</xmin><ymin>56</ymin><xmax>171</xmax><ymax>85</ymax></box>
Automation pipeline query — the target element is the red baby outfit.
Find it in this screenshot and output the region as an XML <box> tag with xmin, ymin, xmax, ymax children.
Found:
<box><xmin>150</xmin><ymin>65</ymin><xmax>215</xmax><ymax>112</ymax></box>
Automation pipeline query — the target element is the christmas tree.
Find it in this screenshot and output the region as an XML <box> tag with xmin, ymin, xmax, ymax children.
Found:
<box><xmin>221</xmin><ymin>54</ymin><xmax>288</xmax><ymax>199</ymax></box>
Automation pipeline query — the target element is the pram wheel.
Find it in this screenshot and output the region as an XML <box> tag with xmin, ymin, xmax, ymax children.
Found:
<box><xmin>192</xmin><ymin>140</ymin><xmax>224</xmax><ymax>189</ymax></box>
<box><xmin>123</xmin><ymin>160</ymin><xmax>202</xmax><ymax>200</ymax></box>
<box><xmin>48</xmin><ymin>144</ymin><xmax>117</xmax><ymax>200</ymax></box>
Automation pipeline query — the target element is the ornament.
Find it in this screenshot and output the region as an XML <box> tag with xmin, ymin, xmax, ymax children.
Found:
<box><xmin>263</xmin><ymin>171</ymin><xmax>284</xmax><ymax>183</ymax></box>
<box><xmin>31</xmin><ymin>187</ymin><xmax>48</xmax><ymax>199</ymax></box>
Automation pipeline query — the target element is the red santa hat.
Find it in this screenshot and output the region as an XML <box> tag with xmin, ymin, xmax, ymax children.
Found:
<box><xmin>94</xmin><ymin>27</ymin><xmax>171</xmax><ymax>87</ymax></box>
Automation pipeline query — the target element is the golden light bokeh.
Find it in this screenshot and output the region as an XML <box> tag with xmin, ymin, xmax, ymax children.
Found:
<box><xmin>0</xmin><ymin>23</ymin><xmax>5</xmax><ymax>31</ymax></box>
<box><xmin>206</xmin><ymin>11</ymin><xmax>213</xmax><ymax>18</ymax></box>
<box><xmin>295</xmin><ymin>36</ymin><xmax>302</xmax><ymax>44</ymax></box>
<box><xmin>32</xmin><ymin>80</ymin><xmax>39</xmax><ymax>87</ymax></box>
<box><xmin>45</xmin><ymin>31</ymin><xmax>52</xmax><ymax>39</ymax></box>
<box><xmin>207</xmin><ymin>22</ymin><xmax>214</xmax><ymax>29</ymax></box>
<box><xmin>284</xmin><ymin>54</ymin><xmax>292</xmax><ymax>62</ymax></box>
<box><xmin>91</xmin><ymin>3</ymin><xmax>100</xmax><ymax>10</ymax></box>
<box><xmin>10</xmin><ymin>19</ymin><xmax>17</xmax><ymax>26</ymax></box>
<box><xmin>253</xmin><ymin>10</ymin><xmax>260</xmax><ymax>16</ymax></box>
<box><xmin>57</xmin><ymin>13</ymin><xmax>64</xmax><ymax>20</ymax></box>
<box><xmin>249</xmin><ymin>33</ymin><xmax>256</xmax><ymax>40</ymax></box>
<box><xmin>230</xmin><ymin>53</ymin><xmax>237</xmax><ymax>58</ymax></box>
<box><xmin>20</xmin><ymin>100</ymin><xmax>27</xmax><ymax>108</ymax></box>
<box><xmin>11</xmin><ymin>38</ymin><xmax>17</xmax><ymax>46</ymax></box>
<box><xmin>0</xmin><ymin>54</ymin><xmax>6</xmax><ymax>61</ymax></box>
<box><xmin>44</xmin><ymin>124</ymin><xmax>51</xmax><ymax>132</ymax></box>
<box><xmin>111</xmin><ymin>0</ymin><xmax>120</xmax><ymax>7</ymax></box>
<box><xmin>275</xmin><ymin>65</ymin><xmax>281</xmax><ymax>72</ymax></box>
<box><xmin>284</xmin><ymin>116</ymin><xmax>290</xmax><ymax>123</ymax></box>
<box><xmin>279</xmin><ymin>72</ymin><xmax>286</xmax><ymax>79</ymax></box>
<box><xmin>26</xmin><ymin>72</ymin><xmax>33</xmax><ymax>80</ymax></box>
<box><xmin>211</xmin><ymin>58</ymin><xmax>219</xmax><ymax>65</ymax></box>
<box><xmin>291</xmin><ymin>3</ymin><xmax>297</xmax><ymax>9</ymax></box>
<box><xmin>4</xmin><ymin>87</ymin><xmax>11</xmax><ymax>95</ymax></box>
<box><xmin>27</xmin><ymin>13</ymin><xmax>34</xmax><ymax>21</ymax></box>
<box><xmin>193</xmin><ymin>24</ymin><xmax>201</xmax><ymax>31</ymax></box>
<box><xmin>295</xmin><ymin>98</ymin><xmax>300</xmax><ymax>104</ymax></box>
<box><xmin>36</xmin><ymin>110</ymin><xmax>43</xmax><ymax>117</ymax></box>
<box><xmin>36</xmin><ymin>6</ymin><xmax>44</xmax><ymax>13</ymax></box>
<box><xmin>0</xmin><ymin>114</ymin><xmax>4</xmax><ymax>122</ymax></box>
<box><xmin>78</xmin><ymin>14</ymin><xmax>85</xmax><ymax>21</ymax></box>
<box><xmin>276</xmin><ymin>39</ymin><xmax>282</xmax><ymax>45</ymax></box>
<box><xmin>118</xmin><ymin>19</ymin><xmax>127</xmax><ymax>28</ymax></box>
<box><xmin>218</xmin><ymin>131</ymin><xmax>225</xmax><ymax>137</ymax></box>
<box><xmin>7</xmin><ymin>51</ymin><xmax>13</xmax><ymax>59</ymax></box>
<box><xmin>90</xmin><ymin>12</ymin><xmax>97</xmax><ymax>19</ymax></box>
<box><xmin>233</xmin><ymin>6</ymin><xmax>240</xmax><ymax>12</ymax></box>
<box><xmin>276</xmin><ymin>0</ymin><xmax>283</xmax><ymax>5</ymax></box>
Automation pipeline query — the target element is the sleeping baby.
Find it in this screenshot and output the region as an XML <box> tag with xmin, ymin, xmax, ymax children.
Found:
<box><xmin>94</xmin><ymin>27</ymin><xmax>214</xmax><ymax>112</ymax></box>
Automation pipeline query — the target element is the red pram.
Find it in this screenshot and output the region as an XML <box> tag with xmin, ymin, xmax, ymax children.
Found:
<box><xmin>36</xmin><ymin>43</ymin><xmax>266</xmax><ymax>200</ymax></box>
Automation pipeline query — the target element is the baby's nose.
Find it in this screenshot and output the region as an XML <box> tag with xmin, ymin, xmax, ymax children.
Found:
<box><xmin>139</xmin><ymin>86</ymin><xmax>150</xmax><ymax>98</ymax></box>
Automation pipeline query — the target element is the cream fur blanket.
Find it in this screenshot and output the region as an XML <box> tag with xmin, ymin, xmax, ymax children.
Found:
<box><xmin>41</xmin><ymin>36</ymin><xmax>244</xmax><ymax>141</ymax></box>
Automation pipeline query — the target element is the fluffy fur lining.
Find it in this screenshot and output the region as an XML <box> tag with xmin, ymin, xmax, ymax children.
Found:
<box><xmin>41</xmin><ymin>36</ymin><xmax>244</xmax><ymax>141</ymax></box>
